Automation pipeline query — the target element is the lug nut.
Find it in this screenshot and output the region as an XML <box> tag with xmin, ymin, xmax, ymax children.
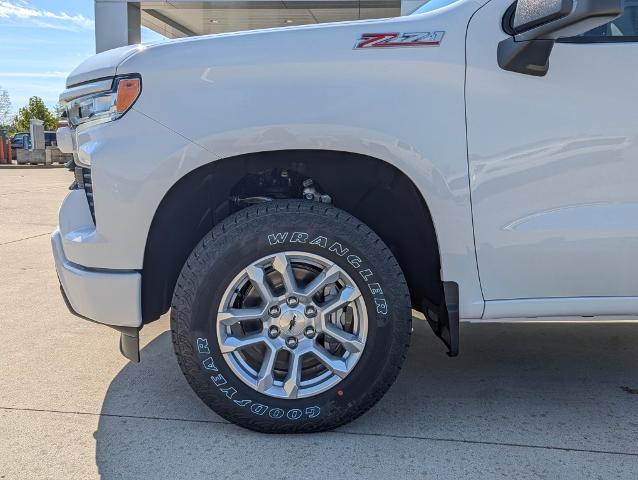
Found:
<box><xmin>305</xmin><ymin>305</ymin><xmax>317</xmax><ymax>318</ymax></box>
<box><xmin>304</xmin><ymin>326</ymin><xmax>316</xmax><ymax>338</ymax></box>
<box><xmin>268</xmin><ymin>305</ymin><xmax>281</xmax><ymax>317</ymax></box>
<box><xmin>286</xmin><ymin>296</ymin><xmax>299</xmax><ymax>307</ymax></box>
<box><xmin>286</xmin><ymin>337</ymin><xmax>298</xmax><ymax>349</ymax></box>
<box><xmin>268</xmin><ymin>325</ymin><xmax>280</xmax><ymax>338</ymax></box>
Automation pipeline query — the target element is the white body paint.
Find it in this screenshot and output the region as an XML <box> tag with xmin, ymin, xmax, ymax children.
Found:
<box><xmin>466</xmin><ymin>0</ymin><xmax>638</xmax><ymax>318</ymax></box>
<box><xmin>53</xmin><ymin>0</ymin><xmax>638</xmax><ymax>329</ymax></box>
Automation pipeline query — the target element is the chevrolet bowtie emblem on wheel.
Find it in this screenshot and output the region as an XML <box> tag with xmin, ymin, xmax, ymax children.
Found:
<box><xmin>354</xmin><ymin>31</ymin><xmax>445</xmax><ymax>49</ymax></box>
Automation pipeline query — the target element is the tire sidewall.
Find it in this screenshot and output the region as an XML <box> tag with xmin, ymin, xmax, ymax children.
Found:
<box><xmin>172</xmin><ymin>203</ymin><xmax>410</xmax><ymax>431</ymax></box>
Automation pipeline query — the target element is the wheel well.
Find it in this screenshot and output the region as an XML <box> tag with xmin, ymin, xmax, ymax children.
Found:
<box><xmin>141</xmin><ymin>150</ymin><xmax>444</xmax><ymax>323</ymax></box>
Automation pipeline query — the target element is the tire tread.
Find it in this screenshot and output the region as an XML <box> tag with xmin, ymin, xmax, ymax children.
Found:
<box><xmin>171</xmin><ymin>200</ymin><xmax>411</xmax><ymax>433</ymax></box>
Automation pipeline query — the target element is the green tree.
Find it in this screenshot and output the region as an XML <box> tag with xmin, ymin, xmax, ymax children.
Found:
<box><xmin>0</xmin><ymin>87</ymin><xmax>12</xmax><ymax>137</ymax></box>
<box><xmin>53</xmin><ymin>102</ymin><xmax>65</xmax><ymax>122</ymax></box>
<box><xmin>12</xmin><ymin>96</ymin><xmax>57</xmax><ymax>132</ymax></box>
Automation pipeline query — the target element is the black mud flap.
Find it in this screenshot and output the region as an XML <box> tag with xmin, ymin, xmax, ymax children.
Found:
<box><xmin>423</xmin><ymin>281</ymin><xmax>459</xmax><ymax>357</ymax></box>
<box><xmin>118</xmin><ymin>327</ymin><xmax>141</xmax><ymax>363</ymax></box>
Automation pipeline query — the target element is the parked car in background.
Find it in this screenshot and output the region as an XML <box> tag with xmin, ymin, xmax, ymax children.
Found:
<box><xmin>9</xmin><ymin>133</ymin><xmax>28</xmax><ymax>160</ymax></box>
<box><xmin>11</xmin><ymin>131</ymin><xmax>57</xmax><ymax>149</ymax></box>
<box><xmin>10</xmin><ymin>131</ymin><xmax>59</xmax><ymax>161</ymax></box>
<box><xmin>10</xmin><ymin>132</ymin><xmax>29</xmax><ymax>149</ymax></box>
<box><xmin>44</xmin><ymin>132</ymin><xmax>57</xmax><ymax>147</ymax></box>
<box><xmin>53</xmin><ymin>0</ymin><xmax>636</xmax><ymax>434</ymax></box>
<box><xmin>11</xmin><ymin>131</ymin><xmax>57</xmax><ymax>160</ymax></box>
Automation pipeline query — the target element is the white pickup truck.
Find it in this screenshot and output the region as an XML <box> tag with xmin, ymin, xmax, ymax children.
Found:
<box><xmin>53</xmin><ymin>0</ymin><xmax>637</xmax><ymax>432</ymax></box>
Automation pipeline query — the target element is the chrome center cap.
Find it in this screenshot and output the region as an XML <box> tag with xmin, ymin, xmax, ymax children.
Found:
<box><xmin>278</xmin><ymin>307</ymin><xmax>307</xmax><ymax>337</ymax></box>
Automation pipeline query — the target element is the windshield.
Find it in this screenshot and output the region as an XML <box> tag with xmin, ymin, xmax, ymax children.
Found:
<box><xmin>412</xmin><ymin>0</ymin><xmax>461</xmax><ymax>14</ymax></box>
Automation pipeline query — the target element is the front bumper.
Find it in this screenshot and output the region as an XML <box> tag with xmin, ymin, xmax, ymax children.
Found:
<box><xmin>53</xmin><ymin>229</ymin><xmax>142</xmax><ymax>362</ymax></box>
<box><xmin>52</xmin><ymin>229</ymin><xmax>142</xmax><ymax>328</ymax></box>
<box><xmin>53</xmin><ymin>186</ymin><xmax>143</xmax><ymax>361</ymax></box>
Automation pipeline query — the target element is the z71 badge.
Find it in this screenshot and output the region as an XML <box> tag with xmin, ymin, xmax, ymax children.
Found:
<box><xmin>354</xmin><ymin>31</ymin><xmax>445</xmax><ymax>49</ymax></box>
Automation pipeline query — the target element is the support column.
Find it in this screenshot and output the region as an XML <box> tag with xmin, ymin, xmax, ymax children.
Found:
<box><xmin>95</xmin><ymin>1</ymin><xmax>141</xmax><ymax>53</ymax></box>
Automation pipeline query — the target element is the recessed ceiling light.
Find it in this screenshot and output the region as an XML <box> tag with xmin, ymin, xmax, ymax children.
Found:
<box><xmin>209</xmin><ymin>19</ymin><xmax>218</xmax><ymax>23</ymax></box>
<box><xmin>285</xmin><ymin>19</ymin><xmax>293</xmax><ymax>23</ymax></box>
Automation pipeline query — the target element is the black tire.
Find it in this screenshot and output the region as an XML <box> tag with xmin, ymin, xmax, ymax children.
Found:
<box><xmin>171</xmin><ymin>200</ymin><xmax>411</xmax><ymax>433</ymax></box>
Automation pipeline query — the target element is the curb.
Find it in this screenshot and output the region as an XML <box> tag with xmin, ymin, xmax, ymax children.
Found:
<box><xmin>0</xmin><ymin>164</ymin><xmax>67</xmax><ymax>170</ymax></box>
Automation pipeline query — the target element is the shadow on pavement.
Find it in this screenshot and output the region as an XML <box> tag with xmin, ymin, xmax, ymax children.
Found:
<box><xmin>94</xmin><ymin>320</ymin><xmax>638</xmax><ymax>479</ymax></box>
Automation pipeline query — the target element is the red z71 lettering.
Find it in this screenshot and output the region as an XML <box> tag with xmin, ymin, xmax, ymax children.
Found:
<box><xmin>354</xmin><ymin>31</ymin><xmax>445</xmax><ymax>49</ymax></box>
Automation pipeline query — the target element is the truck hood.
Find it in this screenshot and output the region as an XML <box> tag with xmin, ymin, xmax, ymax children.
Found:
<box><xmin>66</xmin><ymin>44</ymin><xmax>143</xmax><ymax>87</ymax></box>
<box><xmin>66</xmin><ymin>20</ymin><xmax>370</xmax><ymax>87</ymax></box>
<box><xmin>66</xmin><ymin>0</ymin><xmax>487</xmax><ymax>88</ymax></box>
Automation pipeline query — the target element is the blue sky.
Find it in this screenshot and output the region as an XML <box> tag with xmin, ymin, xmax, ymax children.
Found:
<box><xmin>0</xmin><ymin>1</ymin><xmax>165</xmax><ymax>114</ymax></box>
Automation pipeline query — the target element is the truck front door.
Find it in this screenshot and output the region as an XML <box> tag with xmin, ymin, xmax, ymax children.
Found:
<box><xmin>465</xmin><ymin>0</ymin><xmax>638</xmax><ymax>318</ymax></box>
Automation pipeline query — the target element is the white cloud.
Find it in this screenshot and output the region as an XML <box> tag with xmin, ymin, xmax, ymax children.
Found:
<box><xmin>0</xmin><ymin>1</ymin><xmax>94</xmax><ymax>31</ymax></box>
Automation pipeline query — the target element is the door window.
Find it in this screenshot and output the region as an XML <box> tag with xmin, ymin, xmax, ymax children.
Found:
<box><xmin>559</xmin><ymin>0</ymin><xmax>638</xmax><ymax>42</ymax></box>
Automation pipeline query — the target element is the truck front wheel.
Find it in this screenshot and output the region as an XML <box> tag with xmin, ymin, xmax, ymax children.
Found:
<box><xmin>171</xmin><ymin>200</ymin><xmax>411</xmax><ymax>432</ymax></box>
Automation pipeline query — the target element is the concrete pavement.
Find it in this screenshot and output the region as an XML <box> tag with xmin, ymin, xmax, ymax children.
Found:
<box><xmin>1</xmin><ymin>168</ymin><xmax>637</xmax><ymax>479</ymax></box>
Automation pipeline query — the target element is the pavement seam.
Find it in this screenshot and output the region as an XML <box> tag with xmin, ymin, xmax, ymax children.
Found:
<box><xmin>2</xmin><ymin>405</ymin><xmax>637</xmax><ymax>458</ymax></box>
<box><xmin>0</xmin><ymin>405</ymin><xmax>229</xmax><ymax>426</ymax></box>
<box><xmin>331</xmin><ymin>429</ymin><xmax>638</xmax><ymax>458</ymax></box>
<box><xmin>0</xmin><ymin>232</ymin><xmax>51</xmax><ymax>246</ymax></box>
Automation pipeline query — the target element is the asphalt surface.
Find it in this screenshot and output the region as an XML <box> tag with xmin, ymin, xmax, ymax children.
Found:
<box><xmin>1</xmin><ymin>168</ymin><xmax>637</xmax><ymax>479</ymax></box>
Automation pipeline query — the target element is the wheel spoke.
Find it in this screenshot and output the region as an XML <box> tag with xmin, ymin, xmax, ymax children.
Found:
<box><xmin>219</xmin><ymin>332</ymin><xmax>266</xmax><ymax>354</ymax></box>
<box><xmin>320</xmin><ymin>286</ymin><xmax>361</xmax><ymax>316</ymax></box>
<box><xmin>303</xmin><ymin>264</ymin><xmax>342</xmax><ymax>298</ymax></box>
<box><xmin>218</xmin><ymin>251</ymin><xmax>369</xmax><ymax>400</ymax></box>
<box><xmin>311</xmin><ymin>345</ymin><xmax>349</xmax><ymax>378</ymax></box>
<box><xmin>322</xmin><ymin>323</ymin><xmax>364</xmax><ymax>353</ymax></box>
<box><xmin>271</xmin><ymin>253</ymin><xmax>299</xmax><ymax>295</ymax></box>
<box><xmin>245</xmin><ymin>264</ymin><xmax>276</xmax><ymax>305</ymax></box>
<box><xmin>217</xmin><ymin>308</ymin><xmax>265</xmax><ymax>326</ymax></box>
<box><xmin>283</xmin><ymin>351</ymin><xmax>303</xmax><ymax>398</ymax></box>
<box><xmin>256</xmin><ymin>345</ymin><xmax>277</xmax><ymax>393</ymax></box>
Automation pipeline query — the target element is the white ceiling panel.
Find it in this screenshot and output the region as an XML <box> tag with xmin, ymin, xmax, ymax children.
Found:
<box><xmin>140</xmin><ymin>0</ymin><xmax>400</xmax><ymax>37</ymax></box>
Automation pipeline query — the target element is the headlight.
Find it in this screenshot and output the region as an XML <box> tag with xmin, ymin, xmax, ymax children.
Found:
<box><xmin>65</xmin><ymin>75</ymin><xmax>141</xmax><ymax>128</ymax></box>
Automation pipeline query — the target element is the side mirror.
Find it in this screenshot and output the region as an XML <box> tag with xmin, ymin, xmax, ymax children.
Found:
<box><xmin>498</xmin><ymin>0</ymin><xmax>623</xmax><ymax>77</ymax></box>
